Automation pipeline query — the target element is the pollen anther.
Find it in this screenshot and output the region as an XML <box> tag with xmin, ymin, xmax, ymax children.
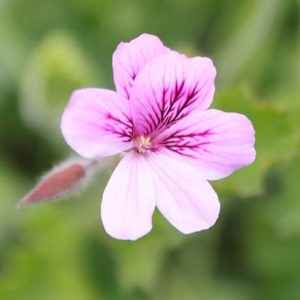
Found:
<box><xmin>136</xmin><ymin>135</ymin><xmax>152</xmax><ymax>153</ymax></box>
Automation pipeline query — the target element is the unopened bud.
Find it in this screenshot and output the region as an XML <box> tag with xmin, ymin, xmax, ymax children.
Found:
<box><xmin>19</xmin><ymin>158</ymin><xmax>99</xmax><ymax>207</ymax></box>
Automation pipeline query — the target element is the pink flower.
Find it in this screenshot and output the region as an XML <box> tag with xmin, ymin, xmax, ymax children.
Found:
<box><xmin>61</xmin><ymin>34</ymin><xmax>255</xmax><ymax>240</ymax></box>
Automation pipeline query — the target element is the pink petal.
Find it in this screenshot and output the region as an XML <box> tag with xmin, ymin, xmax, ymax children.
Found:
<box><xmin>129</xmin><ymin>51</ymin><xmax>216</xmax><ymax>136</ymax></box>
<box><xmin>155</xmin><ymin>109</ymin><xmax>256</xmax><ymax>180</ymax></box>
<box><xmin>112</xmin><ymin>33</ymin><xmax>169</xmax><ymax>99</ymax></box>
<box><xmin>101</xmin><ymin>152</ymin><xmax>156</xmax><ymax>240</ymax></box>
<box><xmin>149</xmin><ymin>151</ymin><xmax>220</xmax><ymax>233</ymax></box>
<box><xmin>61</xmin><ymin>88</ymin><xmax>133</xmax><ymax>158</ymax></box>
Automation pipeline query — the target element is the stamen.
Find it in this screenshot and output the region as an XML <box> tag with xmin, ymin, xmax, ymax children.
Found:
<box><xmin>136</xmin><ymin>135</ymin><xmax>152</xmax><ymax>153</ymax></box>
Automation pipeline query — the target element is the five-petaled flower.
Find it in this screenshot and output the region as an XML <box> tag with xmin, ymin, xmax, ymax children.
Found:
<box><xmin>61</xmin><ymin>34</ymin><xmax>256</xmax><ymax>240</ymax></box>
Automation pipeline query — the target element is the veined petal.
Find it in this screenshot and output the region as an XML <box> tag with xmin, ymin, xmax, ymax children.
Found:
<box><xmin>155</xmin><ymin>109</ymin><xmax>256</xmax><ymax>180</ymax></box>
<box><xmin>113</xmin><ymin>33</ymin><xmax>169</xmax><ymax>99</ymax></box>
<box><xmin>130</xmin><ymin>51</ymin><xmax>216</xmax><ymax>136</ymax></box>
<box><xmin>61</xmin><ymin>88</ymin><xmax>133</xmax><ymax>158</ymax></box>
<box><xmin>101</xmin><ymin>152</ymin><xmax>156</xmax><ymax>240</ymax></box>
<box><xmin>149</xmin><ymin>151</ymin><xmax>220</xmax><ymax>234</ymax></box>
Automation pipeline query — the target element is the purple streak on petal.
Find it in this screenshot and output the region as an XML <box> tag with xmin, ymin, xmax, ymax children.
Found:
<box><xmin>104</xmin><ymin>112</ymin><xmax>133</xmax><ymax>142</ymax></box>
<box><xmin>158</xmin><ymin>81</ymin><xmax>201</xmax><ymax>131</ymax></box>
<box><xmin>130</xmin><ymin>51</ymin><xmax>216</xmax><ymax>136</ymax></box>
<box><xmin>159</xmin><ymin>129</ymin><xmax>211</xmax><ymax>157</ymax></box>
<box><xmin>61</xmin><ymin>88</ymin><xmax>133</xmax><ymax>158</ymax></box>
<box><xmin>154</xmin><ymin>109</ymin><xmax>256</xmax><ymax>180</ymax></box>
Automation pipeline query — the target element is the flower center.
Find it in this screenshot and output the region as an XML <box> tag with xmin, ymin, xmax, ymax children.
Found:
<box><xmin>134</xmin><ymin>135</ymin><xmax>152</xmax><ymax>153</ymax></box>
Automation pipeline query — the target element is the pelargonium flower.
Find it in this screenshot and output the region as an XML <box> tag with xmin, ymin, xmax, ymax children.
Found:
<box><xmin>61</xmin><ymin>34</ymin><xmax>255</xmax><ymax>240</ymax></box>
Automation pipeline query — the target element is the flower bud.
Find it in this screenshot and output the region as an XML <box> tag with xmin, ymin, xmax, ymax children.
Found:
<box><xmin>19</xmin><ymin>158</ymin><xmax>99</xmax><ymax>207</ymax></box>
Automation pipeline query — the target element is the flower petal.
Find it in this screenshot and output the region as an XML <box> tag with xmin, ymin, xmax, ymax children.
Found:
<box><xmin>130</xmin><ymin>51</ymin><xmax>216</xmax><ymax>136</ymax></box>
<box><xmin>149</xmin><ymin>151</ymin><xmax>220</xmax><ymax>234</ymax></box>
<box><xmin>61</xmin><ymin>88</ymin><xmax>133</xmax><ymax>158</ymax></box>
<box><xmin>101</xmin><ymin>152</ymin><xmax>156</xmax><ymax>240</ymax></box>
<box><xmin>112</xmin><ymin>33</ymin><xmax>169</xmax><ymax>99</ymax></box>
<box><xmin>155</xmin><ymin>109</ymin><xmax>256</xmax><ymax>180</ymax></box>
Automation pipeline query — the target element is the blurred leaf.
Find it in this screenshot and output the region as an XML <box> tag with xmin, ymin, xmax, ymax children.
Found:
<box><xmin>0</xmin><ymin>201</ymin><xmax>96</xmax><ymax>300</ymax></box>
<box><xmin>0</xmin><ymin>90</ymin><xmax>64</xmax><ymax>176</ymax></box>
<box><xmin>215</xmin><ymin>188</ymin><xmax>300</xmax><ymax>300</ymax></box>
<box><xmin>80</xmin><ymin>235</ymin><xmax>122</xmax><ymax>300</ymax></box>
<box><xmin>0</xmin><ymin>162</ymin><xmax>26</xmax><ymax>285</ymax></box>
<box><xmin>213</xmin><ymin>86</ymin><xmax>298</xmax><ymax>196</ymax></box>
<box><xmin>265</xmin><ymin>155</ymin><xmax>300</xmax><ymax>238</ymax></box>
<box><xmin>151</xmin><ymin>231</ymin><xmax>253</xmax><ymax>300</ymax></box>
<box><xmin>0</xmin><ymin>4</ymin><xmax>26</xmax><ymax>90</ymax></box>
<box><xmin>242</xmin><ymin>196</ymin><xmax>300</xmax><ymax>300</ymax></box>
<box><xmin>215</xmin><ymin>0</ymin><xmax>280</xmax><ymax>86</ymax></box>
<box><xmin>106</xmin><ymin>212</ymin><xmax>184</xmax><ymax>293</ymax></box>
<box><xmin>20</xmin><ymin>30</ymin><xmax>99</xmax><ymax>142</ymax></box>
<box><xmin>269</xmin><ymin>89</ymin><xmax>300</xmax><ymax>140</ymax></box>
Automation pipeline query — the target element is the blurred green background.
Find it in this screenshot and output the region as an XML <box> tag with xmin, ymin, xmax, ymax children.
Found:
<box><xmin>0</xmin><ymin>0</ymin><xmax>299</xmax><ymax>299</ymax></box>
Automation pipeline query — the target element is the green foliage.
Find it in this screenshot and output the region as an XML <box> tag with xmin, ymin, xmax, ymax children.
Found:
<box><xmin>0</xmin><ymin>0</ymin><xmax>299</xmax><ymax>299</ymax></box>
<box><xmin>20</xmin><ymin>31</ymin><xmax>98</xmax><ymax>142</ymax></box>
<box><xmin>213</xmin><ymin>87</ymin><xmax>298</xmax><ymax>196</ymax></box>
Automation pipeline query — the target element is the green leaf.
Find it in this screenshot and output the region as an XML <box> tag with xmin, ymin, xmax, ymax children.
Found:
<box><xmin>265</xmin><ymin>156</ymin><xmax>300</xmax><ymax>238</ymax></box>
<box><xmin>20</xmin><ymin>31</ymin><xmax>99</xmax><ymax>142</ymax></box>
<box><xmin>212</xmin><ymin>86</ymin><xmax>298</xmax><ymax>196</ymax></box>
<box><xmin>234</xmin><ymin>156</ymin><xmax>300</xmax><ymax>300</ymax></box>
<box><xmin>106</xmin><ymin>211</ymin><xmax>185</xmax><ymax>292</ymax></box>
